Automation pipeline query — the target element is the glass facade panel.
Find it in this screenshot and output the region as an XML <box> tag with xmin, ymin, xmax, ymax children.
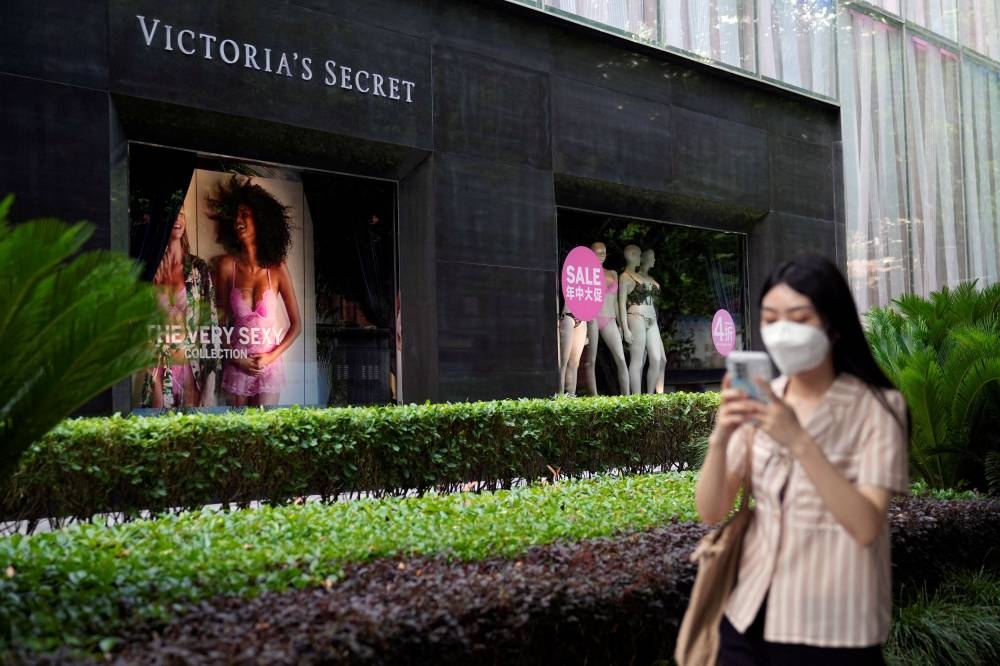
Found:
<box><xmin>662</xmin><ymin>0</ymin><xmax>756</xmax><ymax>71</ymax></box>
<box><xmin>545</xmin><ymin>0</ymin><xmax>659</xmax><ymax>39</ymax></box>
<box><xmin>905</xmin><ymin>0</ymin><xmax>959</xmax><ymax>42</ymax></box>
<box><xmin>840</xmin><ymin>10</ymin><xmax>909</xmax><ymax>311</ymax></box>
<box><xmin>905</xmin><ymin>36</ymin><xmax>966</xmax><ymax>294</ymax></box>
<box><xmin>757</xmin><ymin>0</ymin><xmax>838</xmax><ymax>96</ymax></box>
<box><xmin>959</xmin><ymin>0</ymin><xmax>1000</xmax><ymax>60</ymax></box>
<box><xmin>962</xmin><ymin>60</ymin><xmax>1000</xmax><ymax>286</ymax></box>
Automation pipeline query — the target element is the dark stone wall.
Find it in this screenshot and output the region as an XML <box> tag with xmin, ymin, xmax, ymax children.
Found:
<box><xmin>1</xmin><ymin>0</ymin><xmax>842</xmax><ymax>405</ymax></box>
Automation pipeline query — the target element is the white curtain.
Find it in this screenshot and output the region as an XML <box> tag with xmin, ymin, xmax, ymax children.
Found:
<box><xmin>959</xmin><ymin>0</ymin><xmax>1000</xmax><ymax>60</ymax></box>
<box><xmin>905</xmin><ymin>35</ymin><xmax>966</xmax><ymax>296</ymax></box>
<box><xmin>662</xmin><ymin>0</ymin><xmax>755</xmax><ymax>70</ymax></box>
<box><xmin>840</xmin><ymin>9</ymin><xmax>908</xmax><ymax>311</ymax></box>
<box><xmin>905</xmin><ymin>0</ymin><xmax>959</xmax><ymax>41</ymax></box>
<box><xmin>757</xmin><ymin>0</ymin><xmax>837</xmax><ymax>96</ymax></box>
<box><xmin>962</xmin><ymin>60</ymin><xmax>1000</xmax><ymax>287</ymax></box>
<box><xmin>547</xmin><ymin>0</ymin><xmax>658</xmax><ymax>37</ymax></box>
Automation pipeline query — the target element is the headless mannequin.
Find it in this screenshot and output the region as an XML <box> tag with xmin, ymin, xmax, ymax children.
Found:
<box><xmin>618</xmin><ymin>245</ymin><xmax>665</xmax><ymax>394</ymax></box>
<box><xmin>584</xmin><ymin>242</ymin><xmax>629</xmax><ymax>395</ymax></box>
<box><xmin>558</xmin><ymin>302</ymin><xmax>588</xmax><ymax>395</ymax></box>
<box><xmin>638</xmin><ymin>249</ymin><xmax>667</xmax><ymax>393</ymax></box>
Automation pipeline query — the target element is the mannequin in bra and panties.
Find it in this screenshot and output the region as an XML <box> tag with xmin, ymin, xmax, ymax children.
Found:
<box><xmin>638</xmin><ymin>248</ymin><xmax>667</xmax><ymax>393</ymax></box>
<box><xmin>583</xmin><ymin>242</ymin><xmax>629</xmax><ymax>395</ymax></box>
<box><xmin>618</xmin><ymin>244</ymin><xmax>666</xmax><ymax>394</ymax></box>
<box><xmin>210</xmin><ymin>176</ymin><xmax>302</xmax><ymax>407</ymax></box>
<box><xmin>558</xmin><ymin>293</ymin><xmax>588</xmax><ymax>396</ymax></box>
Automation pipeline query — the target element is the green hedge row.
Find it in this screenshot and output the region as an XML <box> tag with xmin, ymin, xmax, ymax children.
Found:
<box><xmin>0</xmin><ymin>393</ymin><xmax>718</xmax><ymax>524</ymax></box>
<box><xmin>0</xmin><ymin>473</ymin><xmax>701</xmax><ymax>654</ymax></box>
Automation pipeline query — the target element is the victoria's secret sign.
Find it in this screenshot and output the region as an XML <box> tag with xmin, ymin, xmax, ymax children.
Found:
<box><xmin>136</xmin><ymin>15</ymin><xmax>417</xmax><ymax>103</ymax></box>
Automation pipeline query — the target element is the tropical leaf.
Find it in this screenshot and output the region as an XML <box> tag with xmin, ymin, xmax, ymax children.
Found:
<box><xmin>0</xmin><ymin>195</ymin><xmax>163</xmax><ymax>481</ymax></box>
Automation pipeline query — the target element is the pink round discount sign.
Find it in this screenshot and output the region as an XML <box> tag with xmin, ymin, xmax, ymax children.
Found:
<box><xmin>711</xmin><ymin>309</ymin><xmax>737</xmax><ymax>356</ymax></box>
<box><xmin>561</xmin><ymin>246</ymin><xmax>604</xmax><ymax>321</ymax></box>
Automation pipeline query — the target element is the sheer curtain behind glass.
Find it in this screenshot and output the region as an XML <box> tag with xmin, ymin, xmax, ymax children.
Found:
<box><xmin>962</xmin><ymin>60</ymin><xmax>1000</xmax><ymax>286</ymax></box>
<box><xmin>959</xmin><ymin>0</ymin><xmax>1000</xmax><ymax>61</ymax></box>
<box><xmin>757</xmin><ymin>0</ymin><xmax>837</xmax><ymax>96</ymax></box>
<box><xmin>840</xmin><ymin>10</ymin><xmax>908</xmax><ymax>311</ymax></box>
<box><xmin>546</xmin><ymin>0</ymin><xmax>658</xmax><ymax>38</ymax></box>
<box><xmin>905</xmin><ymin>0</ymin><xmax>959</xmax><ymax>41</ymax></box>
<box><xmin>662</xmin><ymin>0</ymin><xmax>755</xmax><ymax>71</ymax></box>
<box><xmin>905</xmin><ymin>37</ymin><xmax>966</xmax><ymax>295</ymax></box>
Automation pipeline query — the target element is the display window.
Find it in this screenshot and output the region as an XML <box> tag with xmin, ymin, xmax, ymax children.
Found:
<box><xmin>557</xmin><ymin>208</ymin><xmax>747</xmax><ymax>395</ymax></box>
<box><xmin>128</xmin><ymin>144</ymin><xmax>397</xmax><ymax>410</ymax></box>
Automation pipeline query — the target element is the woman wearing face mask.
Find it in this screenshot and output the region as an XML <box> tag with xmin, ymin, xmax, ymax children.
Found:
<box><xmin>694</xmin><ymin>254</ymin><xmax>909</xmax><ymax>665</ymax></box>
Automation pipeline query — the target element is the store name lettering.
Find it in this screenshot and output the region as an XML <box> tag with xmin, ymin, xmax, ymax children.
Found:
<box><xmin>136</xmin><ymin>15</ymin><xmax>416</xmax><ymax>103</ymax></box>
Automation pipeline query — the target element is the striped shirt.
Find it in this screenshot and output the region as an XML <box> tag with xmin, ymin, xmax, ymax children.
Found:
<box><xmin>724</xmin><ymin>373</ymin><xmax>909</xmax><ymax>647</ymax></box>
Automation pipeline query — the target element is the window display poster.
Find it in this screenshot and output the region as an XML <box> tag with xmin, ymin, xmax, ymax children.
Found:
<box><xmin>130</xmin><ymin>169</ymin><xmax>316</xmax><ymax>409</ymax></box>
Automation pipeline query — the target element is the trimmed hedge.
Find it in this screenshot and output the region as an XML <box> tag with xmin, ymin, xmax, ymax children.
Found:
<box><xmin>0</xmin><ymin>393</ymin><xmax>718</xmax><ymax>524</ymax></box>
<box><xmin>104</xmin><ymin>497</ymin><xmax>1000</xmax><ymax>665</ymax></box>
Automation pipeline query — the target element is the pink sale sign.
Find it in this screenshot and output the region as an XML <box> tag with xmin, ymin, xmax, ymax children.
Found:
<box><xmin>711</xmin><ymin>308</ymin><xmax>736</xmax><ymax>356</ymax></box>
<box><xmin>561</xmin><ymin>246</ymin><xmax>604</xmax><ymax>321</ymax></box>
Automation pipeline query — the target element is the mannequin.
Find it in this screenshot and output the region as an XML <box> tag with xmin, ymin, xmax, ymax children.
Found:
<box><xmin>638</xmin><ymin>248</ymin><xmax>667</xmax><ymax>393</ymax></box>
<box><xmin>558</xmin><ymin>302</ymin><xmax>588</xmax><ymax>395</ymax></box>
<box><xmin>618</xmin><ymin>245</ymin><xmax>665</xmax><ymax>394</ymax></box>
<box><xmin>583</xmin><ymin>242</ymin><xmax>629</xmax><ymax>395</ymax></box>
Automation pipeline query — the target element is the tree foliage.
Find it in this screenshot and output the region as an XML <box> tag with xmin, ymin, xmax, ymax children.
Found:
<box><xmin>0</xmin><ymin>194</ymin><xmax>162</xmax><ymax>480</ymax></box>
<box><xmin>865</xmin><ymin>282</ymin><xmax>1000</xmax><ymax>491</ymax></box>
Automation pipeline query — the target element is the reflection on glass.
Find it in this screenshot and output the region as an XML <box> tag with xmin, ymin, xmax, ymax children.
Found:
<box><xmin>545</xmin><ymin>0</ymin><xmax>659</xmax><ymax>40</ymax></box>
<box><xmin>557</xmin><ymin>209</ymin><xmax>746</xmax><ymax>394</ymax></box>
<box><xmin>757</xmin><ymin>0</ymin><xmax>837</xmax><ymax>96</ymax></box>
<box><xmin>662</xmin><ymin>0</ymin><xmax>756</xmax><ymax>70</ymax></box>
<box><xmin>959</xmin><ymin>0</ymin><xmax>1000</xmax><ymax>60</ymax></box>
<box><xmin>905</xmin><ymin>0</ymin><xmax>959</xmax><ymax>42</ymax></box>
<box><xmin>840</xmin><ymin>9</ymin><xmax>909</xmax><ymax>311</ymax></box>
<box><xmin>961</xmin><ymin>60</ymin><xmax>1000</xmax><ymax>287</ymax></box>
<box><xmin>905</xmin><ymin>36</ymin><xmax>966</xmax><ymax>295</ymax></box>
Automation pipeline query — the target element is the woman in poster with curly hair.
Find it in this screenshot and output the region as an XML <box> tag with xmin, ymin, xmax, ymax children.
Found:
<box><xmin>208</xmin><ymin>176</ymin><xmax>302</xmax><ymax>406</ymax></box>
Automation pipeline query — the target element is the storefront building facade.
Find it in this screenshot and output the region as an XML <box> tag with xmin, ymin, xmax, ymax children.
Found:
<box><xmin>1</xmin><ymin>0</ymin><xmax>844</xmax><ymax>410</ymax></box>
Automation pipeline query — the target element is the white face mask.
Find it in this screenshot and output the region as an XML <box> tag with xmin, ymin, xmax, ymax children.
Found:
<box><xmin>760</xmin><ymin>320</ymin><xmax>831</xmax><ymax>376</ymax></box>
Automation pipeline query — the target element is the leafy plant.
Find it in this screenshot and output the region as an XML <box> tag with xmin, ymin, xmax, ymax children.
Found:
<box><xmin>0</xmin><ymin>473</ymin><xmax>700</xmax><ymax>654</ymax></box>
<box><xmin>866</xmin><ymin>281</ymin><xmax>1000</xmax><ymax>491</ymax></box>
<box><xmin>0</xmin><ymin>392</ymin><xmax>719</xmax><ymax>526</ymax></box>
<box><xmin>886</xmin><ymin>569</ymin><xmax>1000</xmax><ymax>666</ymax></box>
<box><xmin>0</xmin><ymin>195</ymin><xmax>162</xmax><ymax>481</ymax></box>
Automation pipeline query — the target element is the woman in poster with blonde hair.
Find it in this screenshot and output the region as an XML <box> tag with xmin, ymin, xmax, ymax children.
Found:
<box><xmin>209</xmin><ymin>176</ymin><xmax>302</xmax><ymax>407</ymax></box>
<box><xmin>143</xmin><ymin>202</ymin><xmax>219</xmax><ymax>408</ymax></box>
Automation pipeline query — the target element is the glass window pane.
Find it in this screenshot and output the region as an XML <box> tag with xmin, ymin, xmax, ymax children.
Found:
<box><xmin>662</xmin><ymin>0</ymin><xmax>756</xmax><ymax>72</ymax></box>
<box><xmin>546</xmin><ymin>0</ymin><xmax>659</xmax><ymax>40</ymax></box>
<box><xmin>757</xmin><ymin>0</ymin><xmax>838</xmax><ymax>97</ymax></box>
<box><xmin>905</xmin><ymin>36</ymin><xmax>966</xmax><ymax>295</ymax></box>
<box><xmin>904</xmin><ymin>0</ymin><xmax>959</xmax><ymax>41</ymax></box>
<box><xmin>840</xmin><ymin>10</ymin><xmax>909</xmax><ymax>311</ymax></box>
<box><xmin>959</xmin><ymin>0</ymin><xmax>1000</xmax><ymax>59</ymax></box>
<box><xmin>961</xmin><ymin>60</ymin><xmax>1000</xmax><ymax>287</ymax></box>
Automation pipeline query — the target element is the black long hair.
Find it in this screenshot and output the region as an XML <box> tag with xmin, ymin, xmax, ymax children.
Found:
<box><xmin>760</xmin><ymin>254</ymin><xmax>908</xmax><ymax>428</ymax></box>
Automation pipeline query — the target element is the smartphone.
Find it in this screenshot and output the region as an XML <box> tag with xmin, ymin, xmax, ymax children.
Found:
<box><xmin>725</xmin><ymin>351</ymin><xmax>774</xmax><ymax>403</ymax></box>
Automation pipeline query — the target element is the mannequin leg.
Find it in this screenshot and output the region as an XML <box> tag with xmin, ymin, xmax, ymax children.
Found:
<box><xmin>600</xmin><ymin>322</ymin><xmax>630</xmax><ymax>395</ymax></box>
<box><xmin>564</xmin><ymin>320</ymin><xmax>588</xmax><ymax>395</ymax></box>
<box><xmin>583</xmin><ymin>320</ymin><xmax>599</xmax><ymax>396</ymax></box>
<box><xmin>626</xmin><ymin>313</ymin><xmax>648</xmax><ymax>394</ymax></box>
<box><xmin>645</xmin><ymin>322</ymin><xmax>666</xmax><ymax>394</ymax></box>
<box><xmin>558</xmin><ymin>315</ymin><xmax>575</xmax><ymax>394</ymax></box>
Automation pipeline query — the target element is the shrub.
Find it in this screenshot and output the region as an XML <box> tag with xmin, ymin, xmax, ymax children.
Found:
<box><xmin>2</xmin><ymin>476</ymin><xmax>999</xmax><ymax>663</ymax></box>
<box><xmin>0</xmin><ymin>392</ymin><xmax>719</xmax><ymax>525</ymax></box>
<box><xmin>0</xmin><ymin>194</ymin><xmax>162</xmax><ymax>482</ymax></box>
<box><xmin>886</xmin><ymin>569</ymin><xmax>1000</xmax><ymax>666</ymax></box>
<box><xmin>0</xmin><ymin>473</ymin><xmax>701</xmax><ymax>655</ymax></box>
<box><xmin>866</xmin><ymin>281</ymin><xmax>1000</xmax><ymax>491</ymax></box>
